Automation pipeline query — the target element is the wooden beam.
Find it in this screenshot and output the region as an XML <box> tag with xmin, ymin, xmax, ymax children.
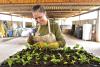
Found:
<box><xmin>0</xmin><ymin>0</ymin><xmax>100</xmax><ymax>4</ymax></box>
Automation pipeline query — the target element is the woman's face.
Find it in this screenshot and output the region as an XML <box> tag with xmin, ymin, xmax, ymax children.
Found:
<box><xmin>32</xmin><ymin>11</ymin><xmax>48</xmax><ymax>25</ymax></box>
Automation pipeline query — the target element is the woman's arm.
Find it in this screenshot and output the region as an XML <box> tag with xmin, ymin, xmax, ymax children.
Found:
<box><xmin>51</xmin><ymin>23</ymin><xmax>66</xmax><ymax>47</ymax></box>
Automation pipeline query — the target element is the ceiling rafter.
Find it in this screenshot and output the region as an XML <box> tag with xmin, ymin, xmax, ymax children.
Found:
<box><xmin>0</xmin><ymin>2</ymin><xmax>100</xmax><ymax>18</ymax></box>
<box><xmin>1</xmin><ymin>0</ymin><xmax>100</xmax><ymax>4</ymax></box>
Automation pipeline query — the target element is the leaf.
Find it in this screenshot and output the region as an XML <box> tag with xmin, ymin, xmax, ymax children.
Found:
<box><xmin>44</xmin><ymin>61</ymin><xmax>47</xmax><ymax>64</ymax></box>
<box><xmin>79</xmin><ymin>54</ymin><xmax>88</xmax><ymax>63</ymax></box>
<box><xmin>70</xmin><ymin>60</ymin><xmax>75</xmax><ymax>64</ymax></box>
<box><xmin>51</xmin><ymin>59</ymin><xmax>61</xmax><ymax>64</ymax></box>
<box><xmin>63</xmin><ymin>61</ymin><xmax>68</xmax><ymax>64</ymax></box>
<box><xmin>27</xmin><ymin>55</ymin><xmax>32</xmax><ymax>61</ymax></box>
<box><xmin>7</xmin><ymin>58</ymin><xmax>13</xmax><ymax>67</ymax></box>
<box><xmin>93</xmin><ymin>57</ymin><xmax>100</xmax><ymax>62</ymax></box>
<box><xmin>26</xmin><ymin>44</ymin><xmax>32</xmax><ymax>49</ymax></box>
<box><xmin>73</xmin><ymin>44</ymin><xmax>80</xmax><ymax>49</ymax></box>
<box><xmin>21</xmin><ymin>59</ymin><xmax>28</xmax><ymax>65</ymax></box>
<box><xmin>43</xmin><ymin>56</ymin><xmax>48</xmax><ymax>61</ymax></box>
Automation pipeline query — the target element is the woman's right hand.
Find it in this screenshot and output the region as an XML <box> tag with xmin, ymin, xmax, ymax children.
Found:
<box><xmin>33</xmin><ymin>36</ymin><xmax>42</xmax><ymax>42</ymax></box>
<box><xmin>27</xmin><ymin>33</ymin><xmax>36</xmax><ymax>45</ymax></box>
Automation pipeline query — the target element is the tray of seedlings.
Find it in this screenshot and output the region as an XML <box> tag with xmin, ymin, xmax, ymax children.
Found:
<box><xmin>1</xmin><ymin>43</ymin><xmax>100</xmax><ymax>67</ymax></box>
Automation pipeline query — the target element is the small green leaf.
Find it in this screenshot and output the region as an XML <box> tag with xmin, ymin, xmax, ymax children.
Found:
<box><xmin>63</xmin><ymin>61</ymin><xmax>68</xmax><ymax>64</ymax></box>
<box><xmin>7</xmin><ymin>58</ymin><xmax>13</xmax><ymax>67</ymax></box>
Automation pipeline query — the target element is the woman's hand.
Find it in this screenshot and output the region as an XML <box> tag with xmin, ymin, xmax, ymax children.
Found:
<box><xmin>48</xmin><ymin>42</ymin><xmax>59</xmax><ymax>49</ymax></box>
<box><xmin>36</xmin><ymin>42</ymin><xmax>48</xmax><ymax>48</ymax></box>
<box><xmin>34</xmin><ymin>41</ymin><xmax>59</xmax><ymax>49</ymax></box>
<box><xmin>34</xmin><ymin>36</ymin><xmax>48</xmax><ymax>42</ymax></box>
<box><xmin>33</xmin><ymin>36</ymin><xmax>42</xmax><ymax>42</ymax></box>
<box><xmin>27</xmin><ymin>33</ymin><xmax>35</xmax><ymax>45</ymax></box>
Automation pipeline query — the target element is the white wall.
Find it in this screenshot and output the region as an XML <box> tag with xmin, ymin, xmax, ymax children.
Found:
<box><xmin>80</xmin><ymin>11</ymin><xmax>97</xmax><ymax>20</ymax></box>
<box><xmin>0</xmin><ymin>14</ymin><xmax>11</xmax><ymax>21</ymax></box>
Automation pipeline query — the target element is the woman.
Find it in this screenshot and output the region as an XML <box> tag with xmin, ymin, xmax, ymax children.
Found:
<box><xmin>28</xmin><ymin>5</ymin><xmax>66</xmax><ymax>48</ymax></box>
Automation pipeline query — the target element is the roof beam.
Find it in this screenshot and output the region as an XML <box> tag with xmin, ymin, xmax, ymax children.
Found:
<box><xmin>0</xmin><ymin>0</ymin><xmax>100</xmax><ymax>4</ymax></box>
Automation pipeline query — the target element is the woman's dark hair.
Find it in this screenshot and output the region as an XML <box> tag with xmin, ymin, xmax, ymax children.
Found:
<box><xmin>32</xmin><ymin>5</ymin><xmax>46</xmax><ymax>13</ymax></box>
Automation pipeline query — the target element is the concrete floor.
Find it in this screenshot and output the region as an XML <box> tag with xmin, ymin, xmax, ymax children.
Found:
<box><xmin>0</xmin><ymin>37</ymin><xmax>27</xmax><ymax>63</ymax></box>
<box><xmin>0</xmin><ymin>35</ymin><xmax>100</xmax><ymax>64</ymax></box>
<box><xmin>64</xmin><ymin>35</ymin><xmax>100</xmax><ymax>57</ymax></box>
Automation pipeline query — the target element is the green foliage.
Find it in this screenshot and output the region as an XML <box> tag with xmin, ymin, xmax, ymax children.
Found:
<box><xmin>78</xmin><ymin>54</ymin><xmax>89</xmax><ymax>63</ymax></box>
<box><xmin>92</xmin><ymin>57</ymin><xmax>100</xmax><ymax>62</ymax></box>
<box><xmin>7</xmin><ymin>58</ymin><xmax>13</xmax><ymax>67</ymax></box>
<box><xmin>51</xmin><ymin>59</ymin><xmax>61</xmax><ymax>64</ymax></box>
<box><xmin>73</xmin><ymin>44</ymin><xmax>80</xmax><ymax>49</ymax></box>
<box><xmin>1</xmin><ymin>44</ymin><xmax>100</xmax><ymax>67</ymax></box>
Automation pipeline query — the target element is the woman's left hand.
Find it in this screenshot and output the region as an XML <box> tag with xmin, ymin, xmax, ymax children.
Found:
<box><xmin>48</xmin><ymin>42</ymin><xmax>59</xmax><ymax>49</ymax></box>
<box><xmin>33</xmin><ymin>36</ymin><xmax>42</xmax><ymax>42</ymax></box>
